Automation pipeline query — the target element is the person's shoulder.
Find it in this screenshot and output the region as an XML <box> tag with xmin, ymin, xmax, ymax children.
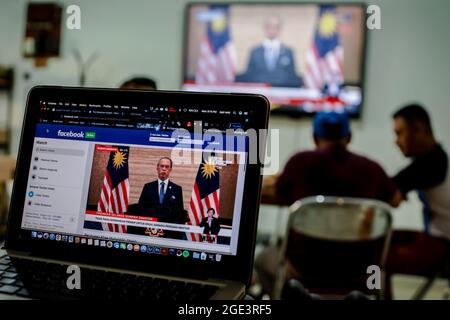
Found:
<box><xmin>435</xmin><ymin>145</ymin><xmax>449</xmax><ymax>171</ymax></box>
<box><xmin>347</xmin><ymin>151</ymin><xmax>386</xmax><ymax>172</ymax></box>
<box><xmin>289</xmin><ymin>149</ymin><xmax>322</xmax><ymax>160</ymax></box>
<box><xmin>280</xmin><ymin>44</ymin><xmax>295</xmax><ymax>54</ymax></box>
<box><xmin>168</xmin><ymin>181</ymin><xmax>182</xmax><ymax>189</ymax></box>
<box><xmin>429</xmin><ymin>144</ymin><xmax>448</xmax><ymax>163</ymax></box>
<box><xmin>417</xmin><ymin>144</ymin><xmax>449</xmax><ymax>177</ymax></box>
<box><xmin>143</xmin><ymin>180</ymin><xmax>158</xmax><ymax>188</ymax></box>
<box><xmin>291</xmin><ymin>149</ymin><xmax>317</xmax><ymax>157</ymax></box>
<box><xmin>437</xmin><ymin>144</ymin><xmax>448</xmax><ymax>156</ymax></box>
<box><xmin>250</xmin><ymin>45</ymin><xmax>264</xmax><ymax>54</ymax></box>
<box><xmin>284</xmin><ymin>150</ymin><xmax>318</xmax><ymax>168</ymax></box>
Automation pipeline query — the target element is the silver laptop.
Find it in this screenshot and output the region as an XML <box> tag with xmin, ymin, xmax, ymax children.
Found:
<box><xmin>0</xmin><ymin>86</ymin><xmax>269</xmax><ymax>300</ymax></box>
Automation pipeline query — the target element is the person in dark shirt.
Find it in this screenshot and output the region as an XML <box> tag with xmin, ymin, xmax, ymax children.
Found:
<box><xmin>386</xmin><ymin>104</ymin><xmax>449</xmax><ymax>297</ymax></box>
<box><xmin>256</xmin><ymin>111</ymin><xmax>401</xmax><ymax>297</ymax></box>
<box><xmin>392</xmin><ymin>104</ymin><xmax>448</xmax><ymax>199</ymax></box>
<box><xmin>276</xmin><ymin>111</ymin><xmax>401</xmax><ymax>207</ymax></box>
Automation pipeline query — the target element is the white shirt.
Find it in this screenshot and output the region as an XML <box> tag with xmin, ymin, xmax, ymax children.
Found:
<box><xmin>158</xmin><ymin>178</ymin><xmax>169</xmax><ymax>198</ymax></box>
<box><xmin>263</xmin><ymin>39</ymin><xmax>281</xmax><ymax>70</ymax></box>
<box><xmin>425</xmin><ymin>161</ymin><xmax>450</xmax><ymax>240</ymax></box>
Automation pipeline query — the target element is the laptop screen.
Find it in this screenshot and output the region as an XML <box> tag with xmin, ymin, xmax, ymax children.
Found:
<box><xmin>19</xmin><ymin>96</ymin><xmax>256</xmax><ymax>263</ymax></box>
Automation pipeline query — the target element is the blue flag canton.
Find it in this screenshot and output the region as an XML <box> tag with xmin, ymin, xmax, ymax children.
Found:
<box><xmin>195</xmin><ymin>160</ymin><xmax>220</xmax><ymax>199</ymax></box>
<box><xmin>314</xmin><ymin>5</ymin><xmax>340</xmax><ymax>58</ymax></box>
<box><xmin>206</xmin><ymin>5</ymin><xmax>231</xmax><ymax>54</ymax></box>
<box><xmin>106</xmin><ymin>146</ymin><xmax>129</xmax><ymax>188</ymax></box>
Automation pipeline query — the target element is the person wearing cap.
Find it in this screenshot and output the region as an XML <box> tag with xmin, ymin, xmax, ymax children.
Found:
<box><xmin>275</xmin><ymin>111</ymin><xmax>402</xmax><ymax>207</ymax></box>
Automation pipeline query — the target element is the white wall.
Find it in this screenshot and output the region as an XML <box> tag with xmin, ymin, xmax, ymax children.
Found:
<box><xmin>1</xmin><ymin>0</ymin><xmax>450</xmax><ymax>231</ymax></box>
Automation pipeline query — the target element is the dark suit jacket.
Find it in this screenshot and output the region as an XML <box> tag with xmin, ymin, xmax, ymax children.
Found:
<box><xmin>137</xmin><ymin>180</ymin><xmax>185</xmax><ymax>224</ymax></box>
<box><xmin>237</xmin><ymin>45</ymin><xmax>303</xmax><ymax>88</ymax></box>
<box><xmin>200</xmin><ymin>217</ymin><xmax>221</xmax><ymax>235</ymax></box>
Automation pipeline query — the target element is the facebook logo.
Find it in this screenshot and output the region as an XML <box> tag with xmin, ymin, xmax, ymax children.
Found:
<box><xmin>57</xmin><ymin>130</ymin><xmax>84</xmax><ymax>138</ymax></box>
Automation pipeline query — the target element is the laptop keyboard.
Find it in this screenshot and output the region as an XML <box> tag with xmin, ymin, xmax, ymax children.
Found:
<box><xmin>0</xmin><ymin>255</ymin><xmax>218</xmax><ymax>300</ymax></box>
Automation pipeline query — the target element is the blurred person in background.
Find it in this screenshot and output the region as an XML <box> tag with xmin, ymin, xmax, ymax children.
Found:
<box><xmin>255</xmin><ymin>111</ymin><xmax>401</xmax><ymax>297</ymax></box>
<box><xmin>386</xmin><ymin>104</ymin><xmax>449</xmax><ymax>297</ymax></box>
<box><xmin>120</xmin><ymin>77</ymin><xmax>157</xmax><ymax>90</ymax></box>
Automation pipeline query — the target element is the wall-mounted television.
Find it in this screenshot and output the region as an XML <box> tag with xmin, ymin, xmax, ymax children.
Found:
<box><xmin>182</xmin><ymin>3</ymin><xmax>367</xmax><ymax>117</ymax></box>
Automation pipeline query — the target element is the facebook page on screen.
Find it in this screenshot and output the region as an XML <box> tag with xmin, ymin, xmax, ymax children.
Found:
<box><xmin>20</xmin><ymin>100</ymin><xmax>253</xmax><ymax>256</ymax></box>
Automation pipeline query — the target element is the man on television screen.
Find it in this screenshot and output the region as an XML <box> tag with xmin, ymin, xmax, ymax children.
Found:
<box><xmin>137</xmin><ymin>157</ymin><xmax>185</xmax><ymax>224</ymax></box>
<box><xmin>237</xmin><ymin>15</ymin><xmax>303</xmax><ymax>88</ymax></box>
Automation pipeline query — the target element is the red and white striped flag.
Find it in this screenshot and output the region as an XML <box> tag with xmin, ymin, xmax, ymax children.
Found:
<box><xmin>97</xmin><ymin>146</ymin><xmax>130</xmax><ymax>233</ymax></box>
<box><xmin>195</xmin><ymin>5</ymin><xmax>236</xmax><ymax>85</ymax></box>
<box><xmin>187</xmin><ymin>158</ymin><xmax>220</xmax><ymax>241</ymax></box>
<box><xmin>304</xmin><ymin>5</ymin><xmax>344</xmax><ymax>91</ymax></box>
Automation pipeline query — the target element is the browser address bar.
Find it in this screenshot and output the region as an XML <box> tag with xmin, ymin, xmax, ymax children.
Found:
<box><xmin>177</xmin><ymin>136</ymin><xmax>204</xmax><ymax>145</ymax></box>
<box><xmin>148</xmin><ymin>136</ymin><xmax>176</xmax><ymax>143</ymax></box>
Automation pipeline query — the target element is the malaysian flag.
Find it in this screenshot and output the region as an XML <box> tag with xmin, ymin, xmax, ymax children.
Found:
<box><xmin>187</xmin><ymin>158</ymin><xmax>220</xmax><ymax>241</ymax></box>
<box><xmin>195</xmin><ymin>5</ymin><xmax>236</xmax><ymax>84</ymax></box>
<box><xmin>97</xmin><ymin>146</ymin><xmax>130</xmax><ymax>233</ymax></box>
<box><xmin>304</xmin><ymin>5</ymin><xmax>344</xmax><ymax>92</ymax></box>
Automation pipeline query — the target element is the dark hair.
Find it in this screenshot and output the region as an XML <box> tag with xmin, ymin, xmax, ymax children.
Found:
<box><xmin>157</xmin><ymin>157</ymin><xmax>173</xmax><ymax>168</ymax></box>
<box><xmin>120</xmin><ymin>77</ymin><xmax>157</xmax><ymax>90</ymax></box>
<box><xmin>207</xmin><ymin>208</ymin><xmax>215</xmax><ymax>215</ymax></box>
<box><xmin>393</xmin><ymin>104</ymin><xmax>433</xmax><ymax>134</ymax></box>
<box><xmin>321</xmin><ymin>122</ymin><xmax>345</xmax><ymax>141</ymax></box>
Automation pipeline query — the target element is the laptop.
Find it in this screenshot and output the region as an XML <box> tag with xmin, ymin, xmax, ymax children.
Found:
<box><xmin>0</xmin><ymin>86</ymin><xmax>269</xmax><ymax>300</ymax></box>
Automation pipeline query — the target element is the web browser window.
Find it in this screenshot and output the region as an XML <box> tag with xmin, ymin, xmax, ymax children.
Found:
<box><xmin>21</xmin><ymin>100</ymin><xmax>254</xmax><ymax>258</ymax></box>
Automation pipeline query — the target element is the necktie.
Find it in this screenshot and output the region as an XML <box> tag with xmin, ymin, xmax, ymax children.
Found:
<box><xmin>267</xmin><ymin>46</ymin><xmax>277</xmax><ymax>71</ymax></box>
<box><xmin>159</xmin><ymin>182</ymin><xmax>165</xmax><ymax>204</ymax></box>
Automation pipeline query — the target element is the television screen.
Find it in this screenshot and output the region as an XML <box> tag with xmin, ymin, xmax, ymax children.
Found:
<box><xmin>182</xmin><ymin>3</ymin><xmax>366</xmax><ymax>117</ymax></box>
